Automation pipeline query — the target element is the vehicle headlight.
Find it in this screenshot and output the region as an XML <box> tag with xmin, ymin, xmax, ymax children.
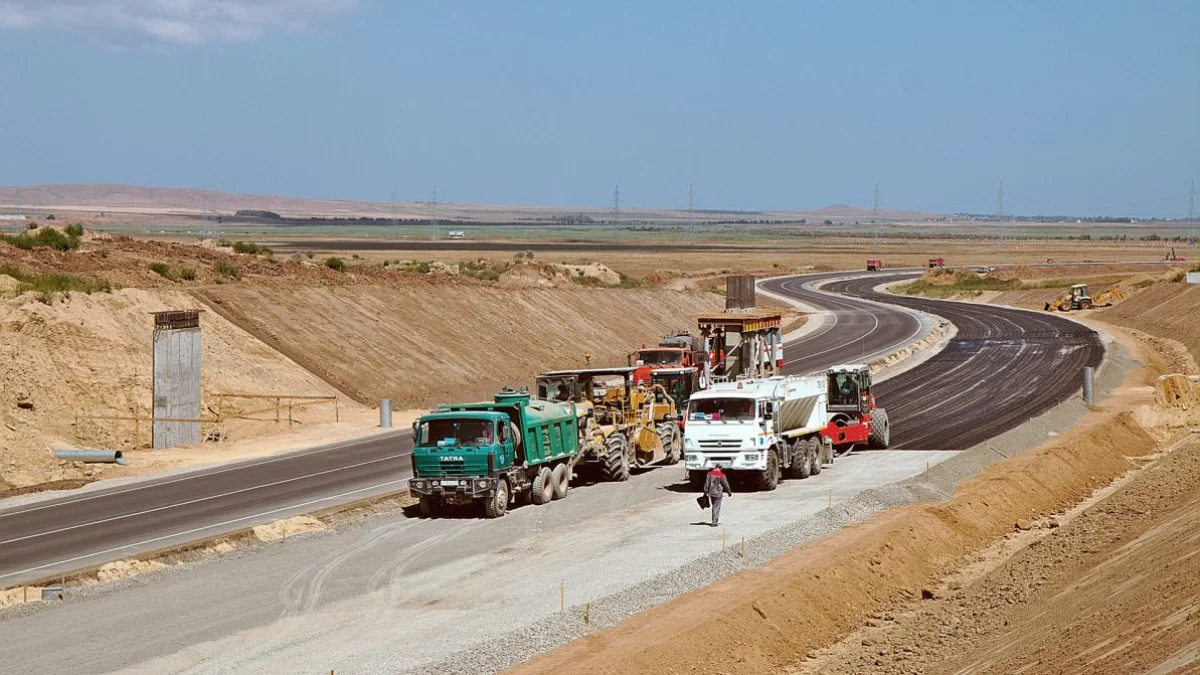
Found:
<box><xmin>745</xmin><ymin>453</ymin><xmax>760</xmax><ymax>462</ymax></box>
<box><xmin>685</xmin><ymin>454</ymin><xmax>698</xmax><ymax>462</ymax></box>
<box><xmin>431</xmin><ymin>480</ymin><xmax>441</xmax><ymax>487</ymax></box>
<box><xmin>478</xmin><ymin>479</ymin><xmax>491</xmax><ymax>488</ymax></box>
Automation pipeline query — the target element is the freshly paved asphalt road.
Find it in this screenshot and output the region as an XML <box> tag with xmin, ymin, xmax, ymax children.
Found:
<box><xmin>0</xmin><ymin>269</ymin><xmax>1100</xmax><ymax>587</ymax></box>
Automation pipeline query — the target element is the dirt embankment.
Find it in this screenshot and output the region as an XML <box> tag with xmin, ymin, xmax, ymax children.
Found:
<box><xmin>0</xmin><ymin>288</ymin><xmax>352</xmax><ymax>488</ymax></box>
<box><xmin>196</xmin><ymin>285</ymin><xmax>723</xmax><ymax>406</ymax></box>
<box><xmin>511</xmin><ymin>413</ymin><xmax>1161</xmax><ymax>675</ymax></box>
<box><xmin>1096</xmin><ymin>282</ymin><xmax>1200</xmax><ymax>370</ymax></box>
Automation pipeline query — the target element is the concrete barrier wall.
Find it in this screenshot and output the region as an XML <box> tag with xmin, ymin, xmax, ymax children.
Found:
<box><xmin>152</xmin><ymin>326</ymin><xmax>201</xmax><ymax>448</ymax></box>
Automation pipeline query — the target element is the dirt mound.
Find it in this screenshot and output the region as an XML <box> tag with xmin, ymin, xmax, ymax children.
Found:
<box><xmin>196</xmin><ymin>285</ymin><xmax>722</xmax><ymax>406</ymax></box>
<box><xmin>810</xmin><ymin>435</ymin><xmax>1200</xmax><ymax>675</ymax></box>
<box><xmin>1097</xmin><ymin>282</ymin><xmax>1200</xmax><ymax>369</ymax></box>
<box><xmin>990</xmin><ymin>262</ymin><xmax>1181</xmax><ymax>282</ymax></box>
<box><xmin>0</xmin><ymin>288</ymin><xmax>351</xmax><ymax>488</ymax></box>
<box><xmin>252</xmin><ymin>515</ymin><xmax>326</xmax><ymax>542</ymax></box>
<box><xmin>511</xmin><ymin>412</ymin><xmax>1159</xmax><ymax>675</ymax></box>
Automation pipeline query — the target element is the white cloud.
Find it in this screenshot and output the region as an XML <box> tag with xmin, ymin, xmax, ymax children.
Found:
<box><xmin>0</xmin><ymin>0</ymin><xmax>357</xmax><ymax>44</ymax></box>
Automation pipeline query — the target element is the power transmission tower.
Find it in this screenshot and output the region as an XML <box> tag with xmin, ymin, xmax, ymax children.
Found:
<box><xmin>1189</xmin><ymin>178</ymin><xmax>1196</xmax><ymax>245</ymax></box>
<box><xmin>430</xmin><ymin>186</ymin><xmax>439</xmax><ymax>241</ymax></box>
<box><xmin>687</xmin><ymin>183</ymin><xmax>695</xmax><ymax>226</ymax></box>
<box><xmin>996</xmin><ymin>180</ymin><xmax>1006</xmax><ymax>246</ymax></box>
<box><xmin>611</xmin><ymin>185</ymin><xmax>621</xmax><ymax>219</ymax></box>
<box><xmin>871</xmin><ymin>183</ymin><xmax>881</xmax><ymax>248</ymax></box>
<box><xmin>391</xmin><ymin>187</ymin><xmax>398</xmax><ymax>240</ymax></box>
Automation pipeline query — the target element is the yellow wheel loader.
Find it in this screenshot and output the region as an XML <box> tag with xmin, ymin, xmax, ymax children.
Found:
<box><xmin>1044</xmin><ymin>283</ymin><xmax>1125</xmax><ymax>312</ymax></box>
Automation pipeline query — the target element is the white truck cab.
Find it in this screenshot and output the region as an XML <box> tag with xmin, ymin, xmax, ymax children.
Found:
<box><xmin>683</xmin><ymin>375</ymin><xmax>830</xmax><ymax>491</ymax></box>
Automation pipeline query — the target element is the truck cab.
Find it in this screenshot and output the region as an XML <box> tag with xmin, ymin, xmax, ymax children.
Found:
<box><xmin>409</xmin><ymin>389</ymin><xmax>582</xmax><ymax>518</ymax></box>
<box><xmin>649</xmin><ymin>366</ymin><xmax>700</xmax><ymax>414</ymax></box>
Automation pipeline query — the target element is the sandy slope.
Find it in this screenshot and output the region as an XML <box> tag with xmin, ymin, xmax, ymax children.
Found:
<box><xmin>195</xmin><ymin>284</ymin><xmax>723</xmax><ymax>406</ymax></box>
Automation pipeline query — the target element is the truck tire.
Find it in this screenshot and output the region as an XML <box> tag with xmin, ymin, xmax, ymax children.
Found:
<box><xmin>658</xmin><ymin>423</ymin><xmax>681</xmax><ymax>465</ymax></box>
<box><xmin>418</xmin><ymin>496</ymin><xmax>438</xmax><ymax>518</ymax></box>
<box><xmin>809</xmin><ymin>437</ymin><xmax>823</xmax><ymax>475</ymax></box>
<box><xmin>531</xmin><ymin>466</ymin><xmax>553</xmax><ymax>505</ymax></box>
<box><xmin>755</xmin><ymin>448</ymin><xmax>781</xmax><ymax>491</ymax></box>
<box><xmin>484</xmin><ymin>480</ymin><xmax>509</xmax><ymax>519</ymax></box>
<box><xmin>550</xmin><ymin>463</ymin><xmax>570</xmax><ymax>500</ymax></box>
<box><xmin>868</xmin><ymin>407</ymin><xmax>890</xmax><ymax>449</ymax></box>
<box><xmin>785</xmin><ymin>438</ymin><xmax>811</xmax><ymax>479</ymax></box>
<box><xmin>599</xmin><ymin>434</ymin><xmax>631</xmax><ymax>482</ymax></box>
<box><xmin>688</xmin><ymin>470</ymin><xmax>707</xmax><ymax>491</ymax></box>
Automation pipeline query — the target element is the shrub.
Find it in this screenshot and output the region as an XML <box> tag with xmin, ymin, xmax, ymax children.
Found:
<box><xmin>305</xmin><ymin>250</ymin><xmax>315</xmax><ymax>259</ymax></box>
<box><xmin>232</xmin><ymin>241</ymin><xmax>271</xmax><ymax>256</ymax></box>
<box><xmin>324</xmin><ymin>257</ymin><xmax>346</xmax><ymax>272</ymax></box>
<box><xmin>215</xmin><ymin>238</ymin><xmax>232</xmax><ymax>247</ymax></box>
<box><xmin>149</xmin><ymin>262</ymin><xmax>175</xmax><ymax>280</ymax></box>
<box><xmin>64</xmin><ymin>223</ymin><xmax>84</xmax><ymax>237</ymax></box>
<box><xmin>45</xmin><ymin>214</ymin><xmax>56</xmax><ymax>221</ymax></box>
<box><xmin>214</xmin><ymin>260</ymin><xmax>240</xmax><ymax>279</ymax></box>
<box><xmin>617</xmin><ymin>272</ymin><xmax>643</xmax><ymax>288</ymax></box>
<box><xmin>398</xmin><ymin>261</ymin><xmax>432</xmax><ymax>274</ymax></box>
<box><xmin>0</xmin><ymin>264</ymin><xmax>113</xmax><ymax>299</ymax></box>
<box><xmin>351</xmin><ymin>254</ymin><xmax>360</xmax><ymax>260</ymax></box>
<box><xmin>0</xmin><ymin>227</ymin><xmax>81</xmax><ymax>252</ymax></box>
<box><xmin>179</xmin><ymin>267</ymin><xmax>197</xmax><ymax>281</ymax></box>
<box><xmin>459</xmin><ymin>259</ymin><xmax>506</xmax><ymax>282</ymax></box>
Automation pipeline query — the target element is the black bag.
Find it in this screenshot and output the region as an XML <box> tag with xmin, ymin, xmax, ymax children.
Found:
<box><xmin>697</xmin><ymin>494</ymin><xmax>711</xmax><ymax>509</ymax></box>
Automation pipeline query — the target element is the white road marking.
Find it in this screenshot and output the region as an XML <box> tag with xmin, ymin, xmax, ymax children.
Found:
<box><xmin>0</xmin><ymin>479</ymin><xmax>409</xmax><ymax>583</ymax></box>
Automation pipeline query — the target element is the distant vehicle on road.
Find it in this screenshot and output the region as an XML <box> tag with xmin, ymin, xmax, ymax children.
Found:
<box><xmin>866</xmin><ymin>259</ymin><xmax>883</xmax><ymax>271</ymax></box>
<box><xmin>928</xmin><ymin>257</ymin><xmax>946</xmax><ymax>268</ymax></box>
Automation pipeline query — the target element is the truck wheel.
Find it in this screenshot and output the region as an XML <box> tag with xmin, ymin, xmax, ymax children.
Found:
<box><xmin>755</xmin><ymin>449</ymin><xmax>781</xmax><ymax>491</ymax></box>
<box><xmin>531</xmin><ymin>466</ymin><xmax>553</xmax><ymax>505</ymax></box>
<box><xmin>484</xmin><ymin>480</ymin><xmax>509</xmax><ymax>519</ymax></box>
<box><xmin>809</xmin><ymin>437</ymin><xmax>823</xmax><ymax>475</ymax></box>
<box><xmin>658</xmin><ymin>424</ymin><xmax>681</xmax><ymax>465</ymax></box>
<box><xmin>688</xmin><ymin>470</ymin><xmax>706</xmax><ymax>491</ymax></box>
<box><xmin>599</xmin><ymin>434</ymin><xmax>631</xmax><ymax>482</ymax></box>
<box><xmin>785</xmin><ymin>439</ymin><xmax>810</xmax><ymax>479</ymax></box>
<box><xmin>551</xmin><ymin>463</ymin><xmax>570</xmax><ymax>500</ymax></box>
<box><xmin>418</xmin><ymin>496</ymin><xmax>438</xmax><ymax>518</ymax></box>
<box><xmin>868</xmin><ymin>408</ymin><xmax>890</xmax><ymax>449</ymax></box>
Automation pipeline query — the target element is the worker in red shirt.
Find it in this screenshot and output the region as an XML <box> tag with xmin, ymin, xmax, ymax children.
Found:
<box><xmin>703</xmin><ymin>464</ymin><xmax>733</xmax><ymax>527</ymax></box>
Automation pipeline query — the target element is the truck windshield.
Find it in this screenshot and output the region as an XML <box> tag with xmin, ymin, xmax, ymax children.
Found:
<box><xmin>636</xmin><ymin>350</ymin><xmax>684</xmax><ymax>365</ymax></box>
<box><xmin>416</xmin><ymin>418</ymin><xmax>495</xmax><ymax>447</ymax></box>
<box><xmin>688</xmin><ymin>398</ymin><xmax>755</xmax><ymax>421</ymax></box>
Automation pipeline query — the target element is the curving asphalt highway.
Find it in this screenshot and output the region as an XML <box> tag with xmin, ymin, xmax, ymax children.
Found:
<box><xmin>0</xmin><ymin>270</ymin><xmax>1102</xmax><ymax>587</ymax></box>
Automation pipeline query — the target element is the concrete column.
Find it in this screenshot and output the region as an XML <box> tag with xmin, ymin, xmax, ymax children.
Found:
<box><xmin>1082</xmin><ymin>367</ymin><xmax>1095</xmax><ymax>405</ymax></box>
<box><xmin>380</xmin><ymin>398</ymin><xmax>393</xmax><ymax>428</ymax></box>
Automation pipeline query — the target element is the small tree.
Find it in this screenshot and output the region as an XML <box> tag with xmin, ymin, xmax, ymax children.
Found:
<box><xmin>324</xmin><ymin>257</ymin><xmax>346</xmax><ymax>272</ymax></box>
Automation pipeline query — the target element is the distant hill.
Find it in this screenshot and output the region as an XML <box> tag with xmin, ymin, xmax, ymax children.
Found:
<box><xmin>0</xmin><ymin>184</ymin><xmax>945</xmax><ymax>223</ymax></box>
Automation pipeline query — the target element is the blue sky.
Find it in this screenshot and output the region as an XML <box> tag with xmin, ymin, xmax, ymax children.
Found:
<box><xmin>1</xmin><ymin>1</ymin><xmax>1197</xmax><ymax>216</ymax></box>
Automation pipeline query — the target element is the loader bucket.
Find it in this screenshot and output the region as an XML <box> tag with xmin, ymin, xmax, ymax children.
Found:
<box><xmin>636</xmin><ymin>426</ymin><xmax>664</xmax><ymax>455</ymax></box>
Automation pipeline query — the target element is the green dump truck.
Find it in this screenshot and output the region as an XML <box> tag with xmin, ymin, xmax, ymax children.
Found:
<box><xmin>408</xmin><ymin>388</ymin><xmax>583</xmax><ymax>518</ymax></box>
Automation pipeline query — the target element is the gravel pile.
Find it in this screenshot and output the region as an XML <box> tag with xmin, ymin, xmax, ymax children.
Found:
<box><xmin>410</xmin><ymin>339</ymin><xmax>1134</xmax><ymax>675</ymax></box>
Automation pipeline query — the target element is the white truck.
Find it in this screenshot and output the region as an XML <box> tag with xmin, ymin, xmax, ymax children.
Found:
<box><xmin>683</xmin><ymin>375</ymin><xmax>834</xmax><ymax>491</ymax></box>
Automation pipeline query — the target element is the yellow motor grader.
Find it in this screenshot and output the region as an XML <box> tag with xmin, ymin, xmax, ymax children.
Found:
<box><xmin>534</xmin><ymin>366</ymin><xmax>682</xmax><ymax>482</ymax></box>
<box><xmin>1044</xmin><ymin>283</ymin><xmax>1124</xmax><ymax>312</ymax></box>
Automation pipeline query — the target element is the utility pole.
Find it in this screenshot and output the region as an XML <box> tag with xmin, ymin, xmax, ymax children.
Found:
<box><xmin>391</xmin><ymin>187</ymin><xmax>398</xmax><ymax>240</ymax></box>
<box><xmin>611</xmin><ymin>185</ymin><xmax>621</xmax><ymax>219</ymax></box>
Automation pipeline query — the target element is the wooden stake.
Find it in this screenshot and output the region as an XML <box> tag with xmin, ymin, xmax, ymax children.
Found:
<box><xmin>559</xmin><ymin>582</ymin><xmax>565</xmax><ymax>612</ymax></box>
<box><xmin>335</xmin><ymin>398</ymin><xmax>340</xmax><ymax>423</ymax></box>
<box><xmin>288</xmin><ymin>402</ymin><xmax>294</xmax><ymax>431</ymax></box>
<box><xmin>275</xmin><ymin>398</ymin><xmax>281</xmax><ymax>423</ymax></box>
<box><xmin>584</xmin><ymin>602</ymin><xmax>591</xmax><ymax>625</ymax></box>
<box><xmin>23</xmin><ymin>586</ymin><xmax>27</xmax><ymax>603</ymax></box>
<box><xmin>740</xmin><ymin>536</ymin><xmax>745</xmax><ymax>558</ymax></box>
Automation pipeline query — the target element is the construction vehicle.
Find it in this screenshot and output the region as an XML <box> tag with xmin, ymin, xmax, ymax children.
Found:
<box><xmin>1043</xmin><ymin>283</ymin><xmax>1125</xmax><ymax>312</ymax></box>
<box><xmin>866</xmin><ymin>259</ymin><xmax>883</xmax><ymax>271</ymax></box>
<box><xmin>1154</xmin><ymin>373</ymin><xmax>1200</xmax><ymax>409</ymax></box>
<box><xmin>408</xmin><ymin>388</ymin><xmax>596</xmax><ymax>518</ymax></box>
<box><xmin>682</xmin><ymin>365</ymin><xmax>889</xmax><ymax>491</ymax></box>
<box><xmin>928</xmin><ymin>257</ymin><xmax>946</xmax><ymax>268</ymax></box>
<box><xmin>649</xmin><ymin>366</ymin><xmax>701</xmax><ymax>419</ymax></box>
<box><xmin>825</xmin><ymin>364</ymin><xmax>889</xmax><ymax>456</ymax></box>
<box><xmin>683</xmin><ymin>375</ymin><xmax>835</xmax><ymax>491</ymax></box>
<box><xmin>629</xmin><ymin>332</ymin><xmax>707</xmax><ymax>387</ymax></box>
<box><xmin>1165</xmin><ymin>248</ymin><xmax>1186</xmax><ymax>263</ymax></box>
<box><xmin>535</xmin><ymin>366</ymin><xmax>682</xmax><ymax>481</ymax></box>
<box><xmin>696</xmin><ymin>310</ymin><xmax>785</xmax><ymax>384</ymax></box>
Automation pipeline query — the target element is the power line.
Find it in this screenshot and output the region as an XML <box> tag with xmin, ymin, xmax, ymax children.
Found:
<box><xmin>611</xmin><ymin>185</ymin><xmax>621</xmax><ymax>218</ymax></box>
<box><xmin>687</xmin><ymin>183</ymin><xmax>694</xmax><ymax>226</ymax></box>
<box><xmin>430</xmin><ymin>186</ymin><xmax>438</xmax><ymax>241</ymax></box>
<box><xmin>871</xmin><ymin>182</ymin><xmax>881</xmax><ymax>248</ymax></box>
